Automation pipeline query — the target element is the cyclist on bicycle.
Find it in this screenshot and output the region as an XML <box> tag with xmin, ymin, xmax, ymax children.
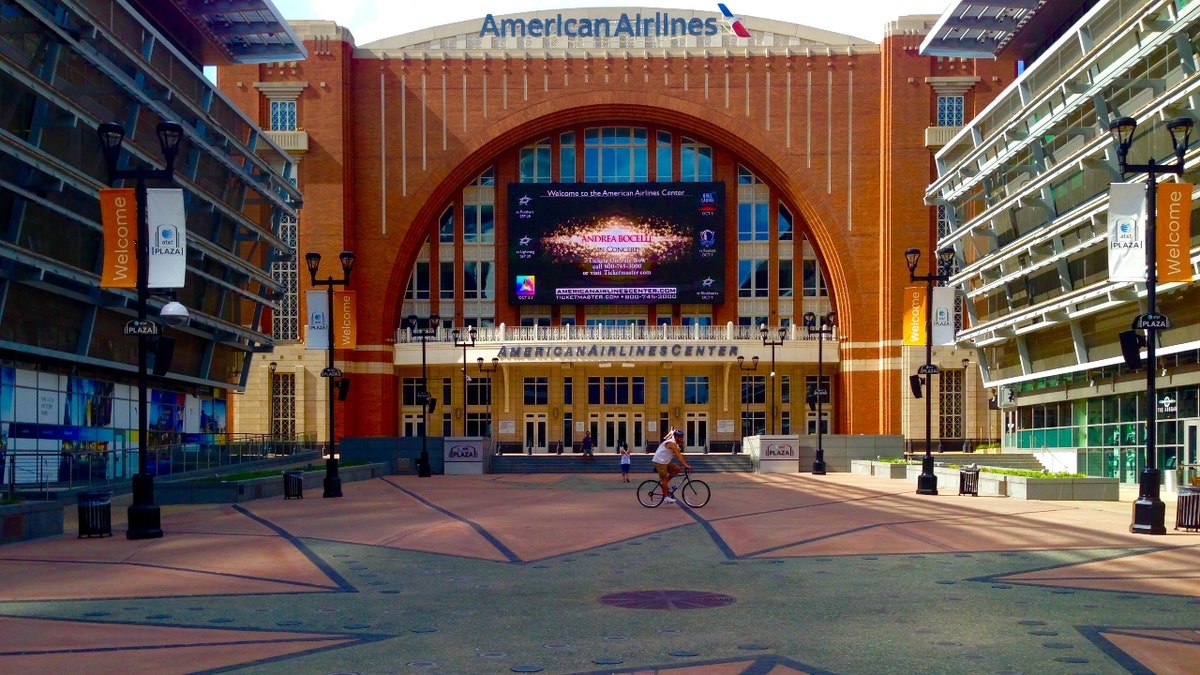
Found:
<box><xmin>651</xmin><ymin>428</ymin><xmax>692</xmax><ymax>503</ymax></box>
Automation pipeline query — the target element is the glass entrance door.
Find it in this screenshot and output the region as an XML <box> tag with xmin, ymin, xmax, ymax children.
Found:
<box><xmin>684</xmin><ymin>414</ymin><xmax>708</xmax><ymax>453</ymax></box>
<box><xmin>598</xmin><ymin>413</ymin><xmax>644</xmax><ymax>454</ymax></box>
<box><xmin>524</xmin><ymin>414</ymin><xmax>548</xmax><ymax>453</ymax></box>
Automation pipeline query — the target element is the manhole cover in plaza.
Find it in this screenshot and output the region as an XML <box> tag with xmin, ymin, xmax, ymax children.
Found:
<box><xmin>599</xmin><ymin>590</ymin><xmax>736</xmax><ymax>610</ymax></box>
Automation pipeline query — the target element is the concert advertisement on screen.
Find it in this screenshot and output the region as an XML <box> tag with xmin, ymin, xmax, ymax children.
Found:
<box><xmin>507</xmin><ymin>182</ymin><xmax>725</xmax><ymax>305</ymax></box>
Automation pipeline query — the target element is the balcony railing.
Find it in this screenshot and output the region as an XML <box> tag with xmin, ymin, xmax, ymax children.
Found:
<box><xmin>394</xmin><ymin>323</ymin><xmax>840</xmax><ymax>343</ymax></box>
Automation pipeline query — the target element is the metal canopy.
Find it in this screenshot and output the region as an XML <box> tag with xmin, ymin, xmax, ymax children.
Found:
<box><xmin>919</xmin><ymin>0</ymin><xmax>1044</xmax><ymax>58</ymax></box>
<box><xmin>175</xmin><ymin>0</ymin><xmax>306</xmax><ymax>63</ymax></box>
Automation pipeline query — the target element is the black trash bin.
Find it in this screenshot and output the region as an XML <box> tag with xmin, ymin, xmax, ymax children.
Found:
<box><xmin>283</xmin><ymin>471</ymin><xmax>304</xmax><ymax>500</ymax></box>
<box><xmin>1176</xmin><ymin>486</ymin><xmax>1200</xmax><ymax>531</ymax></box>
<box><xmin>958</xmin><ymin>466</ymin><xmax>980</xmax><ymax>496</ymax></box>
<box><xmin>77</xmin><ymin>490</ymin><xmax>113</xmax><ymax>538</ymax></box>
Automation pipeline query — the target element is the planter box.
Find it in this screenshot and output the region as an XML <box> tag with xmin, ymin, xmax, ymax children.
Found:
<box><xmin>978</xmin><ymin>472</ymin><xmax>1007</xmax><ymax>497</ymax></box>
<box><xmin>157</xmin><ymin>462</ymin><xmax>387</xmax><ymax>504</ymax></box>
<box><xmin>850</xmin><ymin>460</ymin><xmax>873</xmax><ymax>476</ymax></box>
<box><xmin>1</xmin><ymin>500</ymin><xmax>63</xmax><ymax>544</ymax></box>
<box><xmin>1006</xmin><ymin>475</ymin><xmax>1119</xmax><ymax>501</ymax></box>
<box><xmin>872</xmin><ymin>462</ymin><xmax>908</xmax><ymax>479</ymax></box>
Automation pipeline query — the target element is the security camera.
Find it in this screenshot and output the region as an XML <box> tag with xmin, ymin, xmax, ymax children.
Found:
<box><xmin>159</xmin><ymin>301</ymin><xmax>189</xmax><ymax>326</ymax></box>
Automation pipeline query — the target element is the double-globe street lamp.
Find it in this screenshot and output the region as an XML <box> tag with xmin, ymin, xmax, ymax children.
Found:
<box><xmin>804</xmin><ymin>311</ymin><xmax>837</xmax><ymax>475</ymax></box>
<box><xmin>759</xmin><ymin>325</ymin><xmax>786</xmax><ymax>435</ymax></box>
<box><xmin>478</xmin><ymin>357</ymin><xmax>500</xmax><ymax>443</ymax></box>
<box><xmin>1109</xmin><ymin>114</ymin><xmax>1194</xmax><ymax>535</ymax></box>
<box><xmin>905</xmin><ymin>246</ymin><xmax>956</xmax><ymax>496</ymax></box>
<box><xmin>97</xmin><ymin>121</ymin><xmax>188</xmax><ymax>540</ymax></box>
<box><xmin>407</xmin><ymin>314</ymin><xmax>440</xmax><ymax>477</ymax></box>
<box><xmin>453</xmin><ymin>327</ymin><xmax>477</xmax><ymax>434</ymax></box>
<box><xmin>305</xmin><ymin>251</ymin><xmax>355</xmax><ymax>498</ymax></box>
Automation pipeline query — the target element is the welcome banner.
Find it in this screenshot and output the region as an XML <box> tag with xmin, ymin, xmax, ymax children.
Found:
<box><xmin>146</xmin><ymin>188</ymin><xmax>187</xmax><ymax>289</ymax></box>
<box><xmin>1157</xmin><ymin>182</ymin><xmax>1193</xmax><ymax>283</ymax></box>
<box><xmin>333</xmin><ymin>290</ymin><xmax>357</xmax><ymax>349</ymax></box>
<box><xmin>902</xmin><ymin>286</ymin><xmax>925</xmax><ymax>346</ymax></box>
<box><xmin>99</xmin><ymin>188</ymin><xmax>137</xmax><ymax>288</ymax></box>
<box><xmin>1108</xmin><ymin>182</ymin><xmax>1146</xmax><ymax>282</ymax></box>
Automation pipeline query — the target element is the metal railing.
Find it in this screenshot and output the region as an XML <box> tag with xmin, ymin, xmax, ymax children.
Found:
<box><xmin>1</xmin><ymin>433</ymin><xmax>317</xmax><ymax>499</ymax></box>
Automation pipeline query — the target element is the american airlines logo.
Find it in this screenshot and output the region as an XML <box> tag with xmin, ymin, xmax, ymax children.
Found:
<box><xmin>718</xmin><ymin>3</ymin><xmax>751</xmax><ymax>38</ymax></box>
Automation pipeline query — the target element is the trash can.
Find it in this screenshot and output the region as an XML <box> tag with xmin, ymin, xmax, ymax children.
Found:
<box><xmin>958</xmin><ymin>466</ymin><xmax>980</xmax><ymax>496</ymax></box>
<box><xmin>283</xmin><ymin>471</ymin><xmax>304</xmax><ymax>500</ymax></box>
<box><xmin>1176</xmin><ymin>486</ymin><xmax>1200</xmax><ymax>532</ymax></box>
<box><xmin>77</xmin><ymin>490</ymin><xmax>113</xmax><ymax>538</ymax></box>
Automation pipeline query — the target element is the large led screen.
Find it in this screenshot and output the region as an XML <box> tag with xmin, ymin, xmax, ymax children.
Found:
<box><xmin>508</xmin><ymin>182</ymin><xmax>725</xmax><ymax>305</ymax></box>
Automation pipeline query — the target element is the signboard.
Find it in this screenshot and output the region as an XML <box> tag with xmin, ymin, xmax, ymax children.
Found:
<box><xmin>443</xmin><ymin>436</ymin><xmax>487</xmax><ymax>475</ymax></box>
<box><xmin>1133</xmin><ymin>313</ymin><xmax>1171</xmax><ymax>330</ymax></box>
<box><xmin>123</xmin><ymin>320</ymin><xmax>159</xmax><ymax>336</ymax></box>
<box><xmin>146</xmin><ymin>188</ymin><xmax>187</xmax><ymax>289</ymax></box>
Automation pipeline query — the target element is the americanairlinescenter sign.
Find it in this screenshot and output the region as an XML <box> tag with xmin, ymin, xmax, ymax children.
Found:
<box><xmin>494</xmin><ymin>343</ymin><xmax>741</xmax><ymax>361</ymax></box>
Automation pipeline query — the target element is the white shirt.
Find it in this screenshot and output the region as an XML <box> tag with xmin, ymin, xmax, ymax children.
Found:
<box><xmin>652</xmin><ymin>439</ymin><xmax>681</xmax><ymax>464</ymax></box>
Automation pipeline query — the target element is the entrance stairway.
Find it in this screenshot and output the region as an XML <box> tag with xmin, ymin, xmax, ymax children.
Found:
<box><xmin>914</xmin><ymin>451</ymin><xmax>1048</xmax><ymax>473</ymax></box>
<box><xmin>490</xmin><ymin>452</ymin><xmax>753</xmax><ymax>474</ymax></box>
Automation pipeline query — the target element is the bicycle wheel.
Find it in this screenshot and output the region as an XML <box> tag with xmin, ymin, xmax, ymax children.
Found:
<box><xmin>679</xmin><ymin>479</ymin><xmax>710</xmax><ymax>508</ymax></box>
<box><xmin>637</xmin><ymin>479</ymin><xmax>665</xmax><ymax>507</ymax></box>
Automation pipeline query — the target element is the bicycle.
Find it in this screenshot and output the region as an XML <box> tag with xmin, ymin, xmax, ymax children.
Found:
<box><xmin>637</xmin><ymin>468</ymin><xmax>710</xmax><ymax>508</ymax></box>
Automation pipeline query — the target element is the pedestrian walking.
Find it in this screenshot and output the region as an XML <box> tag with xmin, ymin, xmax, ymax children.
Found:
<box><xmin>582</xmin><ymin>430</ymin><xmax>594</xmax><ymax>462</ymax></box>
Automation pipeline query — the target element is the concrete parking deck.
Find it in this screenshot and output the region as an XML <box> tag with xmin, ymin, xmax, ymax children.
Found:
<box><xmin>1</xmin><ymin>472</ymin><xmax>1198</xmax><ymax>674</ymax></box>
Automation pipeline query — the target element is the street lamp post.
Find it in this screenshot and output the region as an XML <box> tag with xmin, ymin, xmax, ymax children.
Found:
<box><xmin>759</xmin><ymin>325</ymin><xmax>786</xmax><ymax>435</ymax></box>
<box><xmin>97</xmin><ymin>120</ymin><xmax>185</xmax><ymax>540</ymax></box>
<box><xmin>804</xmin><ymin>311</ymin><xmax>837</xmax><ymax>475</ymax></box>
<box><xmin>453</xmin><ymin>327</ymin><xmax>477</xmax><ymax>434</ymax></box>
<box><xmin>905</xmin><ymin>246</ymin><xmax>956</xmax><ymax>496</ymax></box>
<box><xmin>305</xmin><ymin>251</ymin><xmax>355</xmax><ymax>498</ymax></box>
<box><xmin>478</xmin><ymin>357</ymin><xmax>500</xmax><ymax>443</ymax></box>
<box><xmin>1109</xmin><ymin>114</ymin><xmax>1194</xmax><ymax>535</ymax></box>
<box><xmin>407</xmin><ymin>314</ymin><xmax>440</xmax><ymax>477</ymax></box>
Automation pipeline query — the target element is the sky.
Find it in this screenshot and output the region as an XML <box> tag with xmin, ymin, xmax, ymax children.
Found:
<box><xmin>270</xmin><ymin>0</ymin><xmax>953</xmax><ymax>46</ymax></box>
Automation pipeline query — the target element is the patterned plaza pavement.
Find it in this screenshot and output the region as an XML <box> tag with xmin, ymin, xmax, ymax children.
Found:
<box><xmin>1</xmin><ymin>471</ymin><xmax>1198</xmax><ymax>674</ymax></box>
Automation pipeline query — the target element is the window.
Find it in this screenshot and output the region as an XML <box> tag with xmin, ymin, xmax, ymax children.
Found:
<box><xmin>269</xmin><ymin>100</ymin><xmax>296</xmax><ymax>131</ymax></box>
<box><xmin>656</xmin><ymin>131</ymin><xmax>673</xmax><ymax>181</ymax></box>
<box><xmin>468</xmin><ymin>377</ymin><xmax>491</xmax><ymax>406</ymax></box>
<box><xmin>402</xmin><ymin>378</ymin><xmax>424</xmax><ymax>406</ymax></box>
<box><xmin>560</xmin><ymin>132</ymin><xmax>576</xmax><ymax>182</ymax></box>
<box><xmin>683</xmin><ymin>376</ymin><xmax>709</xmax><ymax>404</ymax></box>
<box><xmin>778</xmin><ymin>204</ymin><xmax>794</xmax><ymax>241</ymax></box>
<box><xmin>463</xmin><ymin>261</ymin><xmax>493</xmax><ymax>299</ymax></box>
<box><xmin>564</xmin><ymin>377</ymin><xmax>572</xmax><ymax>405</ymax></box>
<box><xmin>741</xmin><ymin>375</ymin><xmax>765</xmax><ymax>404</ymax></box>
<box><xmin>803</xmin><ymin>259</ymin><xmax>828</xmax><ymax>297</ymax></box>
<box><xmin>439</xmin><ymin>206</ymin><xmax>455</xmax><ymax>243</ymax></box>
<box><xmin>741</xmin><ymin>411</ymin><xmax>765</xmax><ymax>438</ymax></box>
<box><xmin>270</xmin><ymin>372</ymin><xmax>295</xmax><ymax>437</ymax></box>
<box><xmin>271</xmin><ymin>213</ymin><xmax>299</xmax><ymax>340</ymax></box>
<box><xmin>519</xmin><ymin>138</ymin><xmax>553</xmax><ymax>183</ymax></box>
<box><xmin>584</xmin><ymin>127</ymin><xmax>648</xmax><ymax>182</ymax></box>
<box><xmin>524</xmin><ymin>377</ymin><xmax>549</xmax><ymax>405</ymax></box>
<box><xmin>464</xmin><ymin>204</ymin><xmax>494</xmax><ymax>244</ymax></box>
<box><xmin>778</xmin><ymin>259</ymin><xmax>793</xmax><ymax>298</ymax></box>
<box><xmin>738</xmin><ymin>259</ymin><xmax>769</xmax><ymax>298</ymax></box>
<box><xmin>660</xmin><ymin>376</ymin><xmax>669</xmax><ymax>405</ymax></box>
<box><xmin>738</xmin><ymin>201</ymin><xmax>769</xmax><ymax>241</ymax></box>
<box><xmin>587</xmin><ymin>376</ymin><xmax>643</xmax><ymax>405</ymax></box>
<box><xmin>405</xmin><ymin>261</ymin><xmax>430</xmax><ymax>301</ymax></box>
<box><xmin>680</xmin><ymin>137</ymin><xmax>713</xmax><ymax>181</ymax></box>
<box><xmin>440</xmin><ymin>261</ymin><xmax>455</xmax><ymax>300</ymax></box>
<box><xmin>937</xmin><ymin>95</ymin><xmax>964</xmax><ymax>127</ymax></box>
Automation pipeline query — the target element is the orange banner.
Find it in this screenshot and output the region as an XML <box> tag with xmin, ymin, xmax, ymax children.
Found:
<box><xmin>334</xmin><ymin>290</ymin><xmax>357</xmax><ymax>349</ymax></box>
<box><xmin>1157</xmin><ymin>182</ymin><xmax>1193</xmax><ymax>283</ymax></box>
<box><xmin>901</xmin><ymin>286</ymin><xmax>926</xmax><ymax>346</ymax></box>
<box><xmin>99</xmin><ymin>188</ymin><xmax>137</xmax><ymax>288</ymax></box>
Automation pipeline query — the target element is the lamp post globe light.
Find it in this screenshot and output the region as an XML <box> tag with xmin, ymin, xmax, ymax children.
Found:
<box><xmin>1108</xmin><ymin>114</ymin><xmax>1194</xmax><ymax>535</ymax></box>
<box><xmin>453</xmin><ymin>327</ymin><xmax>477</xmax><ymax>433</ymax></box>
<box><xmin>905</xmin><ymin>246</ymin><xmax>956</xmax><ymax>496</ymax></box>
<box><xmin>804</xmin><ymin>311</ymin><xmax>836</xmax><ymax>475</ymax></box>
<box><xmin>305</xmin><ymin>250</ymin><xmax>355</xmax><ymax>498</ymax></box>
<box><xmin>97</xmin><ymin>120</ymin><xmax>184</xmax><ymax>540</ymax></box>
<box><xmin>407</xmin><ymin>314</ymin><xmax>440</xmax><ymax>477</ymax></box>
<box><xmin>759</xmin><ymin>325</ymin><xmax>786</xmax><ymax>435</ymax></box>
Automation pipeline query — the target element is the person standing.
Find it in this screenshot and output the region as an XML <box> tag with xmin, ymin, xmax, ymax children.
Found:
<box><xmin>618</xmin><ymin>441</ymin><xmax>632</xmax><ymax>482</ymax></box>
<box><xmin>581</xmin><ymin>430</ymin><xmax>594</xmax><ymax>462</ymax></box>
<box><xmin>651</xmin><ymin>428</ymin><xmax>691</xmax><ymax>503</ymax></box>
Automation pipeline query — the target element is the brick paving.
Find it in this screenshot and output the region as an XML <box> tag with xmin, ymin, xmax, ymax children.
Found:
<box><xmin>1</xmin><ymin>472</ymin><xmax>1198</xmax><ymax>674</ymax></box>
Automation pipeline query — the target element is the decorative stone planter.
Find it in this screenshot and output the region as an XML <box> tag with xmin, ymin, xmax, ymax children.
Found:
<box><xmin>0</xmin><ymin>500</ymin><xmax>63</xmax><ymax>544</ymax></box>
<box><xmin>850</xmin><ymin>460</ymin><xmax>873</xmax><ymax>476</ymax></box>
<box><xmin>871</xmin><ymin>461</ymin><xmax>908</xmax><ymax>479</ymax></box>
<box><xmin>1005</xmin><ymin>475</ymin><xmax>1118</xmax><ymax>501</ymax></box>
<box><xmin>978</xmin><ymin>472</ymin><xmax>1007</xmax><ymax>497</ymax></box>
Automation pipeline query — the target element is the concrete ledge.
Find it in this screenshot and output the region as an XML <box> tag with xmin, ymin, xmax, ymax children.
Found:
<box><xmin>1005</xmin><ymin>475</ymin><xmax>1119</xmax><ymax>501</ymax></box>
<box><xmin>157</xmin><ymin>462</ymin><xmax>387</xmax><ymax>504</ymax></box>
<box><xmin>1</xmin><ymin>500</ymin><xmax>63</xmax><ymax>543</ymax></box>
